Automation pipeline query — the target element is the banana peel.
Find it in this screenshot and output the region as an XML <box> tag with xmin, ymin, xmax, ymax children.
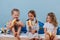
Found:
<box><xmin>12</xmin><ymin>19</ymin><xmax>16</xmax><ymax>24</ymax></box>
<box><xmin>2</xmin><ymin>27</ymin><xmax>4</xmax><ymax>33</ymax></box>
<box><xmin>10</xmin><ymin>19</ymin><xmax>16</xmax><ymax>28</ymax></box>
<box><xmin>12</xmin><ymin>19</ymin><xmax>16</xmax><ymax>25</ymax></box>
<box><xmin>49</xmin><ymin>32</ymin><xmax>52</xmax><ymax>36</ymax></box>
<box><xmin>48</xmin><ymin>32</ymin><xmax>54</xmax><ymax>40</ymax></box>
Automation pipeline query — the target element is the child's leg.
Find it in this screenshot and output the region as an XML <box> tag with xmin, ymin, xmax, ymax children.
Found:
<box><xmin>30</xmin><ymin>38</ymin><xmax>38</xmax><ymax>40</ymax></box>
<box><xmin>34</xmin><ymin>38</ymin><xmax>39</xmax><ymax>40</ymax></box>
<box><xmin>17</xmin><ymin>27</ymin><xmax>21</xmax><ymax>35</ymax></box>
<box><xmin>17</xmin><ymin>27</ymin><xmax>21</xmax><ymax>40</ymax></box>
<box><xmin>16</xmin><ymin>34</ymin><xmax>20</xmax><ymax>40</ymax></box>
<box><xmin>12</xmin><ymin>28</ymin><xmax>17</xmax><ymax>40</ymax></box>
<box><xmin>12</xmin><ymin>28</ymin><xmax>17</xmax><ymax>37</ymax></box>
<box><xmin>27</xmin><ymin>32</ymin><xmax>33</xmax><ymax>40</ymax></box>
<box><xmin>53</xmin><ymin>36</ymin><xmax>57</xmax><ymax>40</ymax></box>
<box><xmin>30</xmin><ymin>39</ymin><xmax>33</xmax><ymax>40</ymax></box>
<box><xmin>34</xmin><ymin>33</ymin><xmax>39</xmax><ymax>40</ymax></box>
<box><xmin>45</xmin><ymin>34</ymin><xmax>50</xmax><ymax>40</ymax></box>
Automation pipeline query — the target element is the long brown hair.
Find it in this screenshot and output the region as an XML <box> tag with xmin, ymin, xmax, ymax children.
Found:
<box><xmin>46</xmin><ymin>12</ymin><xmax>58</xmax><ymax>27</ymax></box>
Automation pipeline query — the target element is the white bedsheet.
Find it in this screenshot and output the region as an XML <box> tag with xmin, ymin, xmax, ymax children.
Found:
<box><xmin>0</xmin><ymin>34</ymin><xmax>60</xmax><ymax>39</ymax></box>
<box><xmin>0</xmin><ymin>33</ymin><xmax>28</xmax><ymax>38</ymax></box>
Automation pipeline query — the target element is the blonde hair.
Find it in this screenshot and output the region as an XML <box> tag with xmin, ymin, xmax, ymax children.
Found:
<box><xmin>46</xmin><ymin>12</ymin><xmax>58</xmax><ymax>27</ymax></box>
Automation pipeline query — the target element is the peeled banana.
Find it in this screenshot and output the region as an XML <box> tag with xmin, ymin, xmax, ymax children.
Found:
<box><xmin>49</xmin><ymin>32</ymin><xmax>52</xmax><ymax>36</ymax></box>
<box><xmin>12</xmin><ymin>19</ymin><xmax>16</xmax><ymax>24</ymax></box>
<box><xmin>28</xmin><ymin>20</ymin><xmax>32</xmax><ymax>26</ymax></box>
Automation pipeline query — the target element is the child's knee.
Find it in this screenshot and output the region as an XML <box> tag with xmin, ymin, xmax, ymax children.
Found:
<box><xmin>34</xmin><ymin>38</ymin><xmax>39</xmax><ymax>40</ymax></box>
<box><xmin>53</xmin><ymin>36</ymin><xmax>57</xmax><ymax>40</ymax></box>
<box><xmin>45</xmin><ymin>35</ymin><xmax>50</xmax><ymax>39</ymax></box>
<box><xmin>17</xmin><ymin>32</ymin><xmax>20</xmax><ymax>35</ymax></box>
<box><xmin>17</xmin><ymin>33</ymin><xmax>20</xmax><ymax>37</ymax></box>
<box><xmin>46</xmin><ymin>35</ymin><xmax>49</xmax><ymax>38</ymax></box>
<box><xmin>14</xmin><ymin>32</ymin><xmax>17</xmax><ymax>37</ymax></box>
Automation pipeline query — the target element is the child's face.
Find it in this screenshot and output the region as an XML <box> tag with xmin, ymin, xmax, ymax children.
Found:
<box><xmin>12</xmin><ymin>11</ymin><xmax>19</xmax><ymax>19</ymax></box>
<box><xmin>47</xmin><ymin>16</ymin><xmax>52</xmax><ymax>23</ymax></box>
<box><xmin>28</xmin><ymin>13</ymin><xmax>34</xmax><ymax>21</ymax></box>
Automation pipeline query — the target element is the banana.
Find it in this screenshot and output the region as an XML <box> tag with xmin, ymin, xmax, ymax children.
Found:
<box><xmin>12</xmin><ymin>19</ymin><xmax>17</xmax><ymax>25</ymax></box>
<box><xmin>2</xmin><ymin>27</ymin><xmax>4</xmax><ymax>33</ymax></box>
<box><xmin>12</xmin><ymin>19</ymin><xmax>16</xmax><ymax>24</ymax></box>
<box><xmin>28</xmin><ymin>20</ymin><xmax>32</xmax><ymax>26</ymax></box>
<box><xmin>49</xmin><ymin>32</ymin><xmax>52</xmax><ymax>36</ymax></box>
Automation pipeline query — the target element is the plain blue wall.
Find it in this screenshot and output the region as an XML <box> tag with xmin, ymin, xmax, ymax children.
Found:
<box><xmin>0</xmin><ymin>0</ymin><xmax>60</xmax><ymax>27</ymax></box>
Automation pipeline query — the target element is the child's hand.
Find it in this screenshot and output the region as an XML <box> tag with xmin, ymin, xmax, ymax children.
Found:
<box><xmin>31</xmin><ymin>30</ymin><xmax>36</xmax><ymax>34</ymax></box>
<box><xmin>52</xmin><ymin>32</ymin><xmax>56</xmax><ymax>36</ymax></box>
<box><xmin>14</xmin><ymin>32</ymin><xmax>17</xmax><ymax>37</ymax></box>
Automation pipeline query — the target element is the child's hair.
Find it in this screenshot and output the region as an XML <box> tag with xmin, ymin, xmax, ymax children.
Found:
<box><xmin>46</xmin><ymin>12</ymin><xmax>58</xmax><ymax>27</ymax></box>
<box><xmin>11</xmin><ymin>8</ymin><xmax>20</xmax><ymax>15</ymax></box>
<box><xmin>28</xmin><ymin>10</ymin><xmax>37</xmax><ymax>23</ymax></box>
<box><xmin>28</xmin><ymin>10</ymin><xmax>36</xmax><ymax>17</ymax></box>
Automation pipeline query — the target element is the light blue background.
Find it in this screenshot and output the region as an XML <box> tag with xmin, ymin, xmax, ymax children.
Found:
<box><xmin>0</xmin><ymin>0</ymin><xmax>60</xmax><ymax>27</ymax></box>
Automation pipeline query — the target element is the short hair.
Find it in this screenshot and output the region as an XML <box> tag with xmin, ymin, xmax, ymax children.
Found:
<box><xmin>11</xmin><ymin>8</ymin><xmax>20</xmax><ymax>15</ymax></box>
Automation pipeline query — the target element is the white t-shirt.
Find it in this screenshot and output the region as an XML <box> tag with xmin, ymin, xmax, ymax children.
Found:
<box><xmin>43</xmin><ymin>22</ymin><xmax>57</xmax><ymax>33</ymax></box>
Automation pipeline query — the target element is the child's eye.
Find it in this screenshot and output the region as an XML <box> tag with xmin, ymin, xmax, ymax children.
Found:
<box><xmin>30</xmin><ymin>16</ymin><xmax>33</xmax><ymax>17</ymax></box>
<box><xmin>31</xmin><ymin>16</ymin><xmax>32</xmax><ymax>17</ymax></box>
<box><xmin>15</xmin><ymin>15</ymin><xmax>19</xmax><ymax>16</ymax></box>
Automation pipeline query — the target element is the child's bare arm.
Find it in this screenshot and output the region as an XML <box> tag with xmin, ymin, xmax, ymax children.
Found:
<box><xmin>7</xmin><ymin>21</ymin><xmax>14</xmax><ymax>30</ymax></box>
<box><xmin>17</xmin><ymin>21</ymin><xmax>24</xmax><ymax>27</ymax></box>
<box><xmin>44</xmin><ymin>28</ymin><xmax>47</xmax><ymax>34</ymax></box>
<box><xmin>44</xmin><ymin>28</ymin><xmax>50</xmax><ymax>35</ymax></box>
<box><xmin>17</xmin><ymin>27</ymin><xmax>21</xmax><ymax>35</ymax></box>
<box><xmin>52</xmin><ymin>27</ymin><xmax>57</xmax><ymax>36</ymax></box>
<box><xmin>7</xmin><ymin>21</ymin><xmax>11</xmax><ymax>29</ymax></box>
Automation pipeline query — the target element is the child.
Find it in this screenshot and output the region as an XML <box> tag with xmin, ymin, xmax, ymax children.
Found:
<box><xmin>26</xmin><ymin>10</ymin><xmax>39</xmax><ymax>40</ymax></box>
<box><xmin>44</xmin><ymin>12</ymin><xmax>58</xmax><ymax>40</ymax></box>
<box><xmin>7</xmin><ymin>8</ymin><xmax>24</xmax><ymax>40</ymax></box>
